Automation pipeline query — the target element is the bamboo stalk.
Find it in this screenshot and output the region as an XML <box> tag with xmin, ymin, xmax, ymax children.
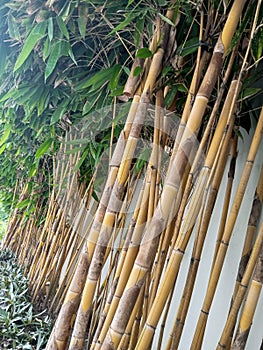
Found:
<box><xmin>68</xmin><ymin>13</ymin><xmax>174</xmax><ymax>347</ymax></box>
<box><xmin>166</xmin><ymin>102</ymin><xmax>237</xmax><ymax>350</ymax></box>
<box><xmin>191</xmin><ymin>106</ymin><xmax>263</xmax><ymax>349</ymax></box>
<box><xmin>231</xmin><ymin>245</ymin><xmax>263</xmax><ymax>349</ymax></box>
<box><xmin>223</xmin><ymin>162</ymin><xmax>263</xmax><ymax>348</ymax></box>
<box><xmin>217</xmin><ymin>219</ymin><xmax>263</xmax><ymax>349</ymax></box>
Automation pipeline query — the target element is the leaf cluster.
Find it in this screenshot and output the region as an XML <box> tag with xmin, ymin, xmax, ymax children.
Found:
<box><xmin>0</xmin><ymin>249</ymin><xmax>52</xmax><ymax>349</ymax></box>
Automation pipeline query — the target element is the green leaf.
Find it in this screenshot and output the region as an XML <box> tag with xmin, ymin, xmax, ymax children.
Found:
<box><xmin>50</xmin><ymin>102</ymin><xmax>68</xmax><ymax>125</ymax></box>
<box><xmin>76</xmin><ymin>65</ymin><xmax>121</xmax><ymax>91</ymax></box>
<box><xmin>35</xmin><ymin>138</ymin><xmax>53</xmax><ymax>159</ymax></box>
<box><xmin>240</xmin><ymin>87</ymin><xmax>262</xmax><ymax>101</ymax></box>
<box><xmin>110</xmin><ymin>13</ymin><xmax>137</xmax><ymax>34</ymax></box>
<box><xmin>48</xmin><ymin>17</ymin><xmax>54</xmax><ymax>42</ymax></box>
<box><xmin>45</xmin><ymin>41</ymin><xmax>63</xmax><ymax>81</ymax></box>
<box><xmin>158</xmin><ymin>12</ymin><xmax>175</xmax><ymax>26</ymax></box>
<box><xmin>8</xmin><ymin>14</ymin><xmax>20</xmax><ymax>40</ymax></box>
<box><xmin>133</xmin><ymin>66</ymin><xmax>143</xmax><ymax>77</ymax></box>
<box><xmin>0</xmin><ymin>42</ymin><xmax>7</xmax><ymax>79</ymax></box>
<box><xmin>56</xmin><ymin>16</ymin><xmax>70</xmax><ymax>40</ymax></box>
<box><xmin>176</xmin><ymin>83</ymin><xmax>188</xmax><ymax>93</ymax></box>
<box><xmin>177</xmin><ymin>37</ymin><xmax>199</xmax><ymax>57</ymax></box>
<box><xmin>74</xmin><ymin>147</ymin><xmax>89</xmax><ymax>171</ymax></box>
<box><xmin>14</xmin><ymin>21</ymin><xmax>47</xmax><ymax>72</ymax></box>
<box><xmin>16</xmin><ymin>198</ymin><xmax>31</xmax><ymax>210</ymax></box>
<box><xmin>136</xmin><ymin>47</ymin><xmax>153</xmax><ymax>59</ymax></box>
<box><xmin>0</xmin><ymin>126</ymin><xmax>11</xmax><ymax>147</ymax></box>
<box><xmin>77</xmin><ymin>17</ymin><xmax>86</xmax><ymax>39</ymax></box>
<box><xmin>0</xmin><ymin>143</ymin><xmax>7</xmax><ymax>155</ymax></box>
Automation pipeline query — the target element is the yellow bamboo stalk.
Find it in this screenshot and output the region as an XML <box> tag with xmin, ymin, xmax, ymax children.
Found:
<box><xmin>217</xmin><ymin>219</ymin><xmax>263</xmax><ymax>349</ymax></box>
<box><xmin>132</xmin><ymin>64</ymin><xmax>242</xmax><ymax>350</ymax></box>
<box><xmin>101</xmin><ymin>13</ymin><xmax>240</xmax><ymax>346</ymax></box>
<box><xmin>166</xmin><ymin>111</ymin><xmax>236</xmax><ymax>350</ymax></box>
<box><xmin>68</xmin><ymin>20</ymin><xmax>171</xmax><ymax>347</ymax></box>
<box><xmin>191</xmin><ymin>106</ymin><xmax>263</xmax><ymax>349</ymax></box>
<box><xmin>89</xmin><ymin>89</ymin><xmax>165</xmax><ymax>349</ymax></box>
<box><xmin>231</xmin><ymin>247</ymin><xmax>263</xmax><ymax>349</ymax></box>
<box><xmin>221</xmin><ymin>162</ymin><xmax>263</xmax><ymax>348</ymax></box>
<box><xmin>46</xmin><ymin>93</ymin><xmax>141</xmax><ymax>350</ymax></box>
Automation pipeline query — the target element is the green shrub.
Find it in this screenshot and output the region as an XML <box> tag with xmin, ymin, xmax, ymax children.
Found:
<box><xmin>0</xmin><ymin>250</ymin><xmax>52</xmax><ymax>349</ymax></box>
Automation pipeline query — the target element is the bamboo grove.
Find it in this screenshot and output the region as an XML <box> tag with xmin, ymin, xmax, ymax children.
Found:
<box><xmin>1</xmin><ymin>0</ymin><xmax>263</xmax><ymax>349</ymax></box>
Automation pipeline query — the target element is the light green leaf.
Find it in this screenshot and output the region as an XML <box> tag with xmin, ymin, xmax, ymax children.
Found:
<box><xmin>158</xmin><ymin>12</ymin><xmax>175</xmax><ymax>26</ymax></box>
<box><xmin>14</xmin><ymin>21</ymin><xmax>47</xmax><ymax>72</ymax></box>
<box><xmin>0</xmin><ymin>144</ymin><xmax>7</xmax><ymax>155</ymax></box>
<box><xmin>0</xmin><ymin>125</ymin><xmax>11</xmax><ymax>147</ymax></box>
<box><xmin>35</xmin><ymin>138</ymin><xmax>53</xmax><ymax>158</ymax></box>
<box><xmin>0</xmin><ymin>42</ymin><xmax>7</xmax><ymax>79</ymax></box>
<box><xmin>110</xmin><ymin>14</ymin><xmax>136</xmax><ymax>34</ymax></box>
<box><xmin>77</xmin><ymin>65</ymin><xmax>121</xmax><ymax>92</ymax></box>
<box><xmin>48</xmin><ymin>17</ymin><xmax>54</xmax><ymax>41</ymax></box>
<box><xmin>16</xmin><ymin>198</ymin><xmax>31</xmax><ymax>209</ymax></box>
<box><xmin>56</xmin><ymin>16</ymin><xmax>69</xmax><ymax>40</ymax></box>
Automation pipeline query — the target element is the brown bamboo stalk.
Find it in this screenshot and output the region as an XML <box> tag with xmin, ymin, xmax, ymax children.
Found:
<box><xmin>191</xmin><ymin>105</ymin><xmax>263</xmax><ymax>349</ymax></box>
<box><xmin>130</xmin><ymin>39</ymin><xmax>242</xmax><ymax>347</ymax></box>
<box><xmin>90</xmin><ymin>89</ymin><xmax>165</xmax><ymax>349</ymax></box>
<box><xmin>46</xmin><ymin>94</ymin><xmax>141</xmax><ymax>350</ymax></box>
<box><xmin>231</xmin><ymin>245</ymin><xmax>263</xmax><ymax>349</ymax></box>
<box><xmin>223</xmin><ymin>162</ymin><xmax>263</xmax><ymax>348</ymax></box>
<box><xmin>101</xmin><ymin>9</ymin><xmax>241</xmax><ymax>345</ymax></box>
<box><xmin>68</xmin><ymin>16</ymin><xmax>173</xmax><ymax>347</ymax></box>
<box><xmin>217</xmin><ymin>219</ymin><xmax>263</xmax><ymax>349</ymax></box>
<box><xmin>211</xmin><ymin>136</ymin><xmax>238</xmax><ymax>266</ymax></box>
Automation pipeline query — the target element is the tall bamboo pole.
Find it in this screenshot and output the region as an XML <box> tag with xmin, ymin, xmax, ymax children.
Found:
<box><xmin>104</xmin><ymin>2</ymin><xmax>248</xmax><ymax>348</ymax></box>
<box><xmin>191</xmin><ymin>106</ymin><xmax>263</xmax><ymax>349</ymax></box>
<box><xmin>46</xmin><ymin>93</ymin><xmax>141</xmax><ymax>350</ymax></box>
<box><xmin>231</xmin><ymin>238</ymin><xmax>263</xmax><ymax>349</ymax></box>
<box><xmin>217</xmin><ymin>219</ymin><xmax>263</xmax><ymax>349</ymax></box>
<box><xmin>68</xmin><ymin>17</ymin><xmax>173</xmax><ymax>349</ymax></box>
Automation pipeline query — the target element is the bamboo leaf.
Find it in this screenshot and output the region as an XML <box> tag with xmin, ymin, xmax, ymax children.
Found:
<box><xmin>8</xmin><ymin>14</ymin><xmax>20</xmax><ymax>40</ymax></box>
<box><xmin>158</xmin><ymin>12</ymin><xmax>175</xmax><ymax>26</ymax></box>
<box><xmin>136</xmin><ymin>47</ymin><xmax>152</xmax><ymax>59</ymax></box>
<box><xmin>77</xmin><ymin>17</ymin><xmax>86</xmax><ymax>39</ymax></box>
<box><xmin>76</xmin><ymin>65</ymin><xmax>120</xmax><ymax>91</ymax></box>
<box><xmin>74</xmin><ymin>147</ymin><xmax>89</xmax><ymax>171</ymax></box>
<box><xmin>0</xmin><ymin>125</ymin><xmax>11</xmax><ymax>147</ymax></box>
<box><xmin>35</xmin><ymin>138</ymin><xmax>53</xmax><ymax>159</ymax></box>
<box><xmin>50</xmin><ymin>102</ymin><xmax>68</xmax><ymax>125</ymax></box>
<box><xmin>110</xmin><ymin>14</ymin><xmax>137</xmax><ymax>34</ymax></box>
<box><xmin>45</xmin><ymin>41</ymin><xmax>63</xmax><ymax>81</ymax></box>
<box><xmin>0</xmin><ymin>42</ymin><xmax>7</xmax><ymax>79</ymax></box>
<box><xmin>16</xmin><ymin>198</ymin><xmax>31</xmax><ymax>209</ymax></box>
<box><xmin>133</xmin><ymin>66</ymin><xmax>143</xmax><ymax>76</ymax></box>
<box><xmin>14</xmin><ymin>21</ymin><xmax>47</xmax><ymax>72</ymax></box>
<box><xmin>48</xmin><ymin>17</ymin><xmax>54</xmax><ymax>42</ymax></box>
<box><xmin>56</xmin><ymin>16</ymin><xmax>70</xmax><ymax>40</ymax></box>
<box><xmin>0</xmin><ymin>144</ymin><xmax>7</xmax><ymax>155</ymax></box>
